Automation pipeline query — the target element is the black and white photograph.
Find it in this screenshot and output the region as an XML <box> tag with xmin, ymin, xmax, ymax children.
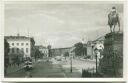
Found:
<box><xmin>2</xmin><ymin>82</ymin><xmax>126</xmax><ymax>83</ymax></box>
<box><xmin>4</xmin><ymin>1</ymin><xmax>123</xmax><ymax>78</ymax></box>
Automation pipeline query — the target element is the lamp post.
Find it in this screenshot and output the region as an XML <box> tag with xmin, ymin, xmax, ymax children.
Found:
<box><xmin>95</xmin><ymin>49</ymin><xmax>98</xmax><ymax>74</ymax></box>
<box><xmin>70</xmin><ymin>54</ymin><xmax>73</xmax><ymax>73</ymax></box>
<box><xmin>70</xmin><ymin>56</ymin><xmax>72</xmax><ymax>73</ymax></box>
<box><xmin>96</xmin><ymin>53</ymin><xmax>98</xmax><ymax>74</ymax></box>
<box><xmin>70</xmin><ymin>46</ymin><xmax>75</xmax><ymax>73</ymax></box>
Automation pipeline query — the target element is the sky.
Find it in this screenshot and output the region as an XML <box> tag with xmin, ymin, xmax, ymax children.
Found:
<box><xmin>4</xmin><ymin>1</ymin><xmax>123</xmax><ymax>48</ymax></box>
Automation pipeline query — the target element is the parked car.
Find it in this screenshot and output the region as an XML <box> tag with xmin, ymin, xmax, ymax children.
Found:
<box><xmin>24</xmin><ymin>61</ymin><xmax>33</xmax><ymax>70</ymax></box>
<box><xmin>84</xmin><ymin>55</ymin><xmax>91</xmax><ymax>59</ymax></box>
<box><xmin>55</xmin><ymin>56</ymin><xmax>62</xmax><ymax>61</ymax></box>
<box><xmin>37</xmin><ymin>59</ymin><xmax>42</xmax><ymax>62</ymax></box>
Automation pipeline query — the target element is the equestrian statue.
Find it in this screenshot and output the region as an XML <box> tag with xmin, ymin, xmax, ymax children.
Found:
<box><xmin>108</xmin><ymin>7</ymin><xmax>120</xmax><ymax>33</ymax></box>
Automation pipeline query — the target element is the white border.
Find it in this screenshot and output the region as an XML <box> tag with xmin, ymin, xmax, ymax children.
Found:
<box><xmin>1</xmin><ymin>78</ymin><xmax>126</xmax><ymax>82</ymax></box>
<box><xmin>1</xmin><ymin>0</ymin><xmax>127</xmax><ymax>82</ymax></box>
<box><xmin>1</xmin><ymin>0</ymin><xmax>5</xmax><ymax>82</ymax></box>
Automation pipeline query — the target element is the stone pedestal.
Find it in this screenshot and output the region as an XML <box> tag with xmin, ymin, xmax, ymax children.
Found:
<box><xmin>99</xmin><ymin>32</ymin><xmax>123</xmax><ymax>77</ymax></box>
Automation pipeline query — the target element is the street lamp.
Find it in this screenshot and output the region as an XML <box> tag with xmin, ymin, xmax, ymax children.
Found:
<box><xmin>70</xmin><ymin>53</ymin><xmax>73</xmax><ymax>73</ymax></box>
<box><xmin>69</xmin><ymin>46</ymin><xmax>75</xmax><ymax>73</ymax></box>
<box><xmin>70</xmin><ymin>56</ymin><xmax>72</xmax><ymax>73</ymax></box>
<box><xmin>94</xmin><ymin>49</ymin><xmax>99</xmax><ymax>74</ymax></box>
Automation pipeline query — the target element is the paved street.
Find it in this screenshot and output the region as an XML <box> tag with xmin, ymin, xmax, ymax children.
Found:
<box><xmin>31</xmin><ymin>60</ymin><xmax>66</xmax><ymax>77</ymax></box>
<box><xmin>60</xmin><ymin>58</ymin><xmax>96</xmax><ymax>73</ymax></box>
<box><xmin>6</xmin><ymin>58</ymin><xmax>96</xmax><ymax>78</ymax></box>
<box><xmin>6</xmin><ymin>60</ymin><xmax>66</xmax><ymax>78</ymax></box>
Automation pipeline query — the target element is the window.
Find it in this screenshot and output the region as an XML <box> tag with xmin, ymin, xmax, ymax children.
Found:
<box><xmin>26</xmin><ymin>48</ymin><xmax>28</xmax><ymax>53</ymax></box>
<box><xmin>17</xmin><ymin>48</ymin><xmax>19</xmax><ymax>53</ymax></box>
<box><xmin>21</xmin><ymin>43</ymin><xmax>24</xmax><ymax>46</ymax></box>
<box><xmin>26</xmin><ymin>43</ymin><xmax>28</xmax><ymax>45</ymax></box>
<box><xmin>12</xmin><ymin>48</ymin><xmax>14</xmax><ymax>53</ymax></box>
<box><xmin>9</xmin><ymin>49</ymin><xmax>11</xmax><ymax>53</ymax></box>
<box><xmin>12</xmin><ymin>43</ymin><xmax>14</xmax><ymax>46</ymax></box>
<box><xmin>21</xmin><ymin>48</ymin><xmax>24</xmax><ymax>52</ymax></box>
<box><xmin>17</xmin><ymin>43</ymin><xmax>19</xmax><ymax>46</ymax></box>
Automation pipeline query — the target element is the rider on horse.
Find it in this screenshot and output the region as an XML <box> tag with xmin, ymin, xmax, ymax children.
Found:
<box><xmin>108</xmin><ymin>7</ymin><xmax>120</xmax><ymax>32</ymax></box>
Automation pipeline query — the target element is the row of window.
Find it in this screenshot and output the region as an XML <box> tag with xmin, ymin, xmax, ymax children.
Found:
<box><xmin>12</xmin><ymin>43</ymin><xmax>29</xmax><ymax>46</ymax></box>
<box><xmin>11</xmin><ymin>48</ymin><xmax>29</xmax><ymax>53</ymax></box>
<box><xmin>42</xmin><ymin>50</ymin><xmax>48</xmax><ymax>54</ymax></box>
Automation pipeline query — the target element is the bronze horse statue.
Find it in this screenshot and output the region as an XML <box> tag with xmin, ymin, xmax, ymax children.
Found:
<box><xmin>108</xmin><ymin>7</ymin><xmax>120</xmax><ymax>33</ymax></box>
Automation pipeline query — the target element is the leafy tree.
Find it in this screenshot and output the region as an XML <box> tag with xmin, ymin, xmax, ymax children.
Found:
<box><xmin>74</xmin><ymin>42</ymin><xmax>87</xmax><ymax>56</ymax></box>
<box><xmin>47</xmin><ymin>45</ymin><xmax>51</xmax><ymax>49</ymax></box>
<box><xmin>74</xmin><ymin>42</ymin><xmax>83</xmax><ymax>56</ymax></box>
<box><xmin>35</xmin><ymin>49</ymin><xmax>41</xmax><ymax>60</ymax></box>
<box><xmin>47</xmin><ymin>45</ymin><xmax>52</xmax><ymax>57</ymax></box>
<box><xmin>4</xmin><ymin>39</ymin><xmax>10</xmax><ymax>75</ymax></box>
<box><xmin>64</xmin><ymin>52</ymin><xmax>69</xmax><ymax>57</ymax></box>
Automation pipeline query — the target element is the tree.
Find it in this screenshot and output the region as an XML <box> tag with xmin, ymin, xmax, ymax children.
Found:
<box><xmin>64</xmin><ymin>52</ymin><xmax>69</xmax><ymax>57</ymax></box>
<box><xmin>4</xmin><ymin>39</ymin><xmax>10</xmax><ymax>75</ymax></box>
<box><xmin>74</xmin><ymin>42</ymin><xmax>87</xmax><ymax>56</ymax></box>
<box><xmin>47</xmin><ymin>45</ymin><xmax>52</xmax><ymax>57</ymax></box>
<box><xmin>35</xmin><ymin>49</ymin><xmax>41</xmax><ymax>61</ymax></box>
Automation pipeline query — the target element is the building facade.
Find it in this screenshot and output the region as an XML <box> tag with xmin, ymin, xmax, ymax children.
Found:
<box><xmin>35</xmin><ymin>45</ymin><xmax>49</xmax><ymax>57</ymax></box>
<box><xmin>51</xmin><ymin>47</ymin><xmax>72</xmax><ymax>57</ymax></box>
<box><xmin>5</xmin><ymin>35</ymin><xmax>35</xmax><ymax>63</ymax></box>
<box><xmin>87</xmin><ymin>41</ymin><xmax>94</xmax><ymax>59</ymax></box>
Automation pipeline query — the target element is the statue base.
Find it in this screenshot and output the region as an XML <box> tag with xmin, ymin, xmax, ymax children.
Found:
<box><xmin>99</xmin><ymin>32</ymin><xmax>123</xmax><ymax>77</ymax></box>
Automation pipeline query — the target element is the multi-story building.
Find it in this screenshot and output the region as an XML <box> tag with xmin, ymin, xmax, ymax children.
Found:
<box><xmin>69</xmin><ymin>46</ymin><xmax>75</xmax><ymax>57</ymax></box>
<box><xmin>5</xmin><ymin>35</ymin><xmax>35</xmax><ymax>63</ymax></box>
<box><xmin>35</xmin><ymin>45</ymin><xmax>49</xmax><ymax>57</ymax></box>
<box><xmin>51</xmin><ymin>47</ymin><xmax>72</xmax><ymax>57</ymax></box>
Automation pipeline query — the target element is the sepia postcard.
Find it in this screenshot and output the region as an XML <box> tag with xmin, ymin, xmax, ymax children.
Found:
<box><xmin>0</xmin><ymin>0</ymin><xmax>127</xmax><ymax>82</ymax></box>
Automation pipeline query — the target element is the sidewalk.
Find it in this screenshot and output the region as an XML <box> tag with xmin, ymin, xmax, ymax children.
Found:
<box><xmin>7</xmin><ymin>63</ymin><xmax>24</xmax><ymax>74</ymax></box>
<box><xmin>79</xmin><ymin>58</ymin><xmax>96</xmax><ymax>62</ymax></box>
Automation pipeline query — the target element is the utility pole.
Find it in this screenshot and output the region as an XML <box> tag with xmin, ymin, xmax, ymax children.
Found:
<box><xmin>96</xmin><ymin>53</ymin><xmax>98</xmax><ymax>74</ymax></box>
<box><xmin>70</xmin><ymin>55</ymin><xmax>72</xmax><ymax>73</ymax></box>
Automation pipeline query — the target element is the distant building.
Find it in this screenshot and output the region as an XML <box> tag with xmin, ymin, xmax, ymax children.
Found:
<box><xmin>87</xmin><ymin>41</ymin><xmax>94</xmax><ymax>59</ymax></box>
<box><xmin>5</xmin><ymin>35</ymin><xmax>35</xmax><ymax>63</ymax></box>
<box><xmin>35</xmin><ymin>45</ymin><xmax>49</xmax><ymax>57</ymax></box>
<box><xmin>51</xmin><ymin>47</ymin><xmax>71</xmax><ymax>57</ymax></box>
<box><xmin>69</xmin><ymin>46</ymin><xmax>75</xmax><ymax>57</ymax></box>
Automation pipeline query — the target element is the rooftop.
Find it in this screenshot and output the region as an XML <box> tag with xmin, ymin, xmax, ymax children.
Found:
<box><xmin>35</xmin><ymin>45</ymin><xmax>47</xmax><ymax>49</ymax></box>
<box><xmin>5</xmin><ymin>36</ymin><xmax>31</xmax><ymax>40</ymax></box>
<box><xmin>4</xmin><ymin>36</ymin><xmax>35</xmax><ymax>44</ymax></box>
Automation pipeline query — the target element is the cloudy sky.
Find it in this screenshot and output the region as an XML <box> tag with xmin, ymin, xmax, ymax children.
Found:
<box><xmin>4</xmin><ymin>1</ymin><xmax>123</xmax><ymax>48</ymax></box>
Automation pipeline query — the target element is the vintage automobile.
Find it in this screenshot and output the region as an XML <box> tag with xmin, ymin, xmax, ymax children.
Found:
<box><xmin>55</xmin><ymin>56</ymin><xmax>62</xmax><ymax>61</ymax></box>
<box><xmin>55</xmin><ymin>56</ymin><xmax>65</xmax><ymax>61</ymax></box>
<box><xmin>24</xmin><ymin>61</ymin><xmax>33</xmax><ymax>70</ymax></box>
